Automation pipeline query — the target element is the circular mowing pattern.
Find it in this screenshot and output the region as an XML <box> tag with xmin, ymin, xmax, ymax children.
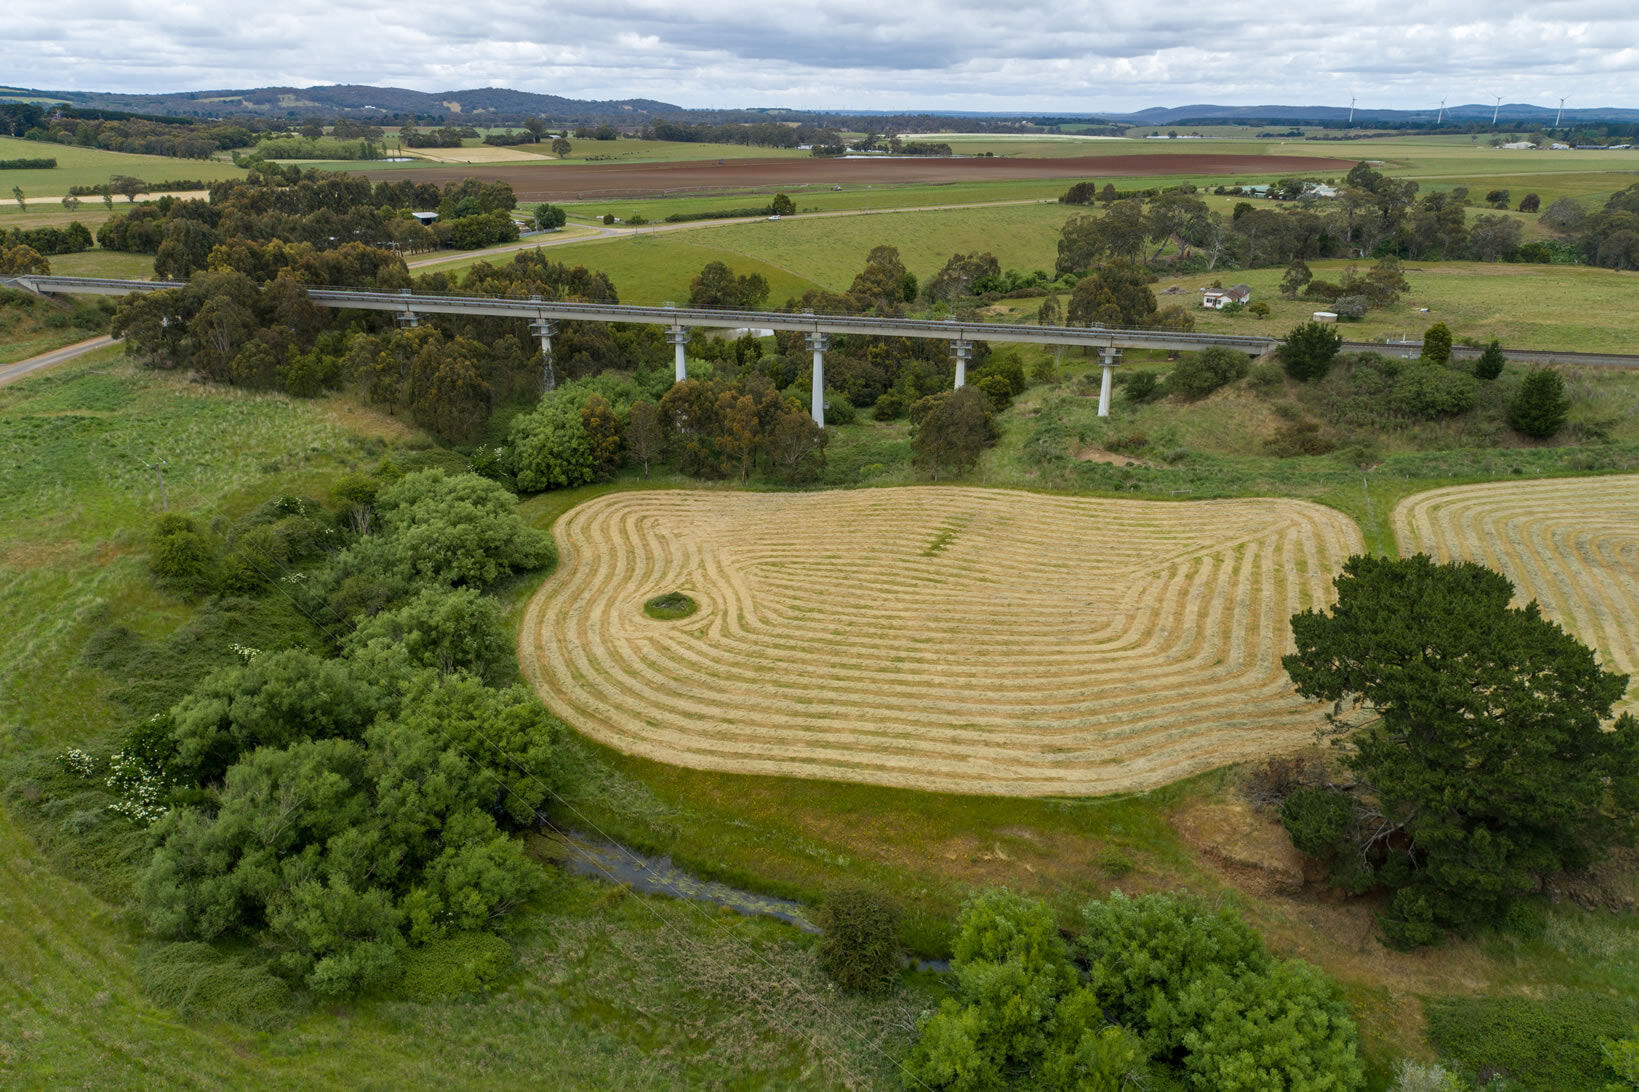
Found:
<box><xmin>1393</xmin><ymin>474</ymin><xmax>1639</xmax><ymax>715</ymax></box>
<box><xmin>519</xmin><ymin>487</ymin><xmax>1364</xmax><ymax>797</ymax></box>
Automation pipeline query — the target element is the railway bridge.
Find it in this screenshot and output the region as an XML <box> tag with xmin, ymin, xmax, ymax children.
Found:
<box><xmin>12</xmin><ymin>274</ymin><xmax>1639</xmax><ymax>426</ymax></box>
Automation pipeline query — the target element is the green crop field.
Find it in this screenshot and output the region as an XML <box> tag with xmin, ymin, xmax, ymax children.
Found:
<box><xmin>0</xmin><ymin>136</ymin><xmax>245</xmax><ymax>198</ymax></box>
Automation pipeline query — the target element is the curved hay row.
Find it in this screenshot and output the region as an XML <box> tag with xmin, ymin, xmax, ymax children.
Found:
<box><xmin>1393</xmin><ymin>474</ymin><xmax>1639</xmax><ymax>715</ymax></box>
<box><xmin>519</xmin><ymin>488</ymin><xmax>1364</xmax><ymax>796</ymax></box>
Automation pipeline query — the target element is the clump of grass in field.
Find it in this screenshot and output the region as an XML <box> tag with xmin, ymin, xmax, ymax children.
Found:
<box><xmin>643</xmin><ymin>591</ymin><xmax>698</xmax><ymax>619</ymax></box>
<box><xmin>1425</xmin><ymin>992</ymin><xmax>1639</xmax><ymax>1091</ymax></box>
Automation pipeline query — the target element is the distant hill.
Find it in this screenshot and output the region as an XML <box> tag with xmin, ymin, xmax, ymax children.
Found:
<box><xmin>1108</xmin><ymin>103</ymin><xmax>1639</xmax><ymax>125</ymax></box>
<box><xmin>1</xmin><ymin>84</ymin><xmax>1635</xmax><ymax>128</ymax></box>
<box><xmin>0</xmin><ymin>84</ymin><xmax>683</xmax><ymax>125</ymax></box>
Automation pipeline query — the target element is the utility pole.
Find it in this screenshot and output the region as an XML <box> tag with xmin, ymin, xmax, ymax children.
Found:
<box><xmin>144</xmin><ymin>459</ymin><xmax>168</xmax><ymax>511</ymax></box>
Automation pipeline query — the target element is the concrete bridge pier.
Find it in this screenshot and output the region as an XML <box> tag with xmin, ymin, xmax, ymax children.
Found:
<box><xmin>529</xmin><ymin>319</ymin><xmax>559</xmax><ymax>392</ymax></box>
<box><xmin>666</xmin><ymin>325</ymin><xmax>689</xmax><ymax>383</ymax></box>
<box><xmin>952</xmin><ymin>339</ymin><xmax>974</xmax><ymax>389</ymax></box>
<box><xmin>805</xmin><ymin>332</ymin><xmax>830</xmax><ymax>427</ymax></box>
<box><xmin>1097</xmin><ymin>348</ymin><xmax>1122</xmax><ymax>417</ymax></box>
<box><xmin>394</xmin><ymin>311</ymin><xmax>419</xmax><ymax>329</ymax></box>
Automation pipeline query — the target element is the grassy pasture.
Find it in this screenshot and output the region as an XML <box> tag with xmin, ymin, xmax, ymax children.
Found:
<box><xmin>417</xmin><ymin>233</ymin><xmax>824</xmax><ymax>304</ymax></box>
<box><xmin>417</xmin><ymin>202</ymin><xmax>1077</xmax><ymax>303</ymax></box>
<box><xmin>0</xmin><ymin>352</ymin><xmax>921</xmax><ymax>1088</ymax></box>
<box><xmin>1142</xmin><ymin>260</ymin><xmax>1639</xmax><ymax>353</ymax></box>
<box><xmin>0</xmin><ymin>136</ymin><xmax>244</xmax><ymax>198</ymax></box>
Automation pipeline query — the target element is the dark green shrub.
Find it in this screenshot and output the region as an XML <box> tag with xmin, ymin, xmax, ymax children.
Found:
<box><xmin>149</xmin><ymin>514</ymin><xmax>217</xmax><ymax>598</ymax></box>
<box><xmin>1166</xmin><ymin>347</ymin><xmax>1250</xmax><ymax>400</ymax></box>
<box><xmin>1332</xmin><ymin>295</ymin><xmax>1368</xmax><ymax>320</ymax></box>
<box><xmin>1280</xmin><ymin>787</ymin><xmax>1356</xmax><ymax>859</ymax></box>
<box><xmin>976</xmin><ymin>373</ymin><xmax>1014</xmax><ymax>411</ymax></box>
<box><xmin>816</xmin><ymin>888</ymin><xmax>901</xmax><ymax>993</ymax></box>
<box><xmin>1278</xmin><ymin>321</ymin><xmax>1344</xmax><ymax>381</ymax></box>
<box><xmin>1508</xmin><ymin>368</ymin><xmax>1570</xmax><ymax>438</ymax></box>
<box><xmin>873</xmin><ymin>388</ymin><xmax>910</xmax><ymax>420</ymax></box>
<box><xmin>1474</xmin><ymin>340</ymin><xmax>1506</xmax><ymax>381</ymax></box>
<box><xmin>1390</xmin><ymin>364</ymin><xmax>1478</xmax><ymax>419</ymax></box>
<box><xmin>1123</xmin><ymin>370</ymin><xmax>1160</xmax><ymax>403</ymax></box>
<box><xmin>1080</xmin><ymin>892</ymin><xmax>1365</xmax><ymax>1089</ymax></box>
<box><xmin>1421</xmin><ymin>322</ymin><xmax>1453</xmax><ymax>364</ymax></box>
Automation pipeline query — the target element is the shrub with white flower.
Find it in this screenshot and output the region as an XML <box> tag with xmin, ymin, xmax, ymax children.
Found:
<box><xmin>58</xmin><ymin>747</ymin><xmax>99</xmax><ymax>779</ymax></box>
<box><xmin>105</xmin><ymin>751</ymin><xmax>170</xmax><ymax>825</ymax></box>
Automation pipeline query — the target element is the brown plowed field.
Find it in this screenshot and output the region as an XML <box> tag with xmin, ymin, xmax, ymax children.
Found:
<box><xmin>362</xmin><ymin>153</ymin><xmax>1356</xmax><ymax>203</ymax></box>
<box><xmin>519</xmin><ymin>488</ymin><xmax>1364</xmax><ymax>796</ymax></box>
<box><xmin>1394</xmin><ymin>474</ymin><xmax>1639</xmax><ymax>715</ymax></box>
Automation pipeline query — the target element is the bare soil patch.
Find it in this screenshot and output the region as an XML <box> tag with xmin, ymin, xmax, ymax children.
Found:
<box><xmin>355</xmin><ymin>153</ymin><xmax>1358</xmax><ymax>203</ymax></box>
<box><xmin>519</xmin><ymin>487</ymin><xmax>1363</xmax><ymax>796</ymax></box>
<box><xmin>1394</xmin><ymin>474</ymin><xmax>1639</xmax><ymax>714</ymax></box>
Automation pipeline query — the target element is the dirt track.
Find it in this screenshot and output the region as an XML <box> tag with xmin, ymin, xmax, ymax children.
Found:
<box><xmin>358</xmin><ymin>153</ymin><xmax>1357</xmax><ymax>203</ymax></box>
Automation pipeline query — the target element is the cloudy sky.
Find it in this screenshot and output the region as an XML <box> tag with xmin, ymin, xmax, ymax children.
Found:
<box><xmin>8</xmin><ymin>0</ymin><xmax>1637</xmax><ymax>112</ymax></box>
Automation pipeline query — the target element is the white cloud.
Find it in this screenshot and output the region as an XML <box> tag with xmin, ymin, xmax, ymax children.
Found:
<box><xmin>5</xmin><ymin>0</ymin><xmax>1637</xmax><ymax>111</ymax></box>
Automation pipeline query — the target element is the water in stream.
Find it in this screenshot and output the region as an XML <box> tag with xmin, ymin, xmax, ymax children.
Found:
<box><xmin>535</xmin><ymin>828</ymin><xmax>951</xmax><ymax>972</ymax></box>
<box><xmin>536</xmin><ymin>828</ymin><xmax>819</xmax><ymax>933</ymax></box>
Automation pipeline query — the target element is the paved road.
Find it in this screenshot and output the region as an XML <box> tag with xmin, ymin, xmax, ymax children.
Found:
<box><xmin>0</xmin><ymin>335</ymin><xmax>116</xmax><ymax>387</ymax></box>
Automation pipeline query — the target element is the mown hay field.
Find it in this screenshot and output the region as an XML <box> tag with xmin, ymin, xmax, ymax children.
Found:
<box><xmin>520</xmin><ymin>487</ymin><xmax>1363</xmax><ymax>796</ymax></box>
<box><xmin>1394</xmin><ymin>474</ymin><xmax>1639</xmax><ymax>714</ymax></box>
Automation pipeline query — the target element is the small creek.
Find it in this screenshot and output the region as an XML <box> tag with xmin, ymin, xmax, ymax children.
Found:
<box><xmin>537</xmin><ymin>827</ymin><xmax>820</xmax><ymax>933</ymax></box>
<box><xmin>535</xmin><ymin>827</ymin><xmax>950</xmax><ymax>972</ymax></box>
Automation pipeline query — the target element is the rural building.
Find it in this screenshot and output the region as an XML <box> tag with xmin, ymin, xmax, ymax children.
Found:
<box><xmin>1312</xmin><ymin>311</ymin><xmax>1338</xmax><ymax>322</ymax></box>
<box><xmin>410</xmin><ymin>211</ymin><xmax>438</xmax><ymax>225</ymax></box>
<box><xmin>1500</xmin><ymin>141</ymin><xmax>1536</xmax><ymax>150</ymax></box>
<box><xmin>1201</xmin><ymin>284</ymin><xmax>1252</xmax><ymax>309</ymax></box>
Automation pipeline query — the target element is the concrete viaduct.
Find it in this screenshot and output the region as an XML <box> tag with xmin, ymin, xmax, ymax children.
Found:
<box><xmin>13</xmin><ymin>275</ymin><xmax>1639</xmax><ymax>426</ymax></box>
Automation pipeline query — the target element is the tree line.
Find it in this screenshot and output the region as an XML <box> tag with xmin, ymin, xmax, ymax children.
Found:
<box><xmin>1054</xmin><ymin>161</ymin><xmax>1639</xmax><ymax>275</ymax></box>
<box><xmin>10</xmin><ymin>106</ymin><xmax>264</xmax><ymax>159</ymax></box>
<box><xmin>94</xmin><ymin>167</ymin><xmax>521</xmax><ymax>272</ymax></box>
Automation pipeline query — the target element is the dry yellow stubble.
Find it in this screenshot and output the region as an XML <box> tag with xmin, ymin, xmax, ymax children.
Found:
<box><xmin>519</xmin><ymin>487</ymin><xmax>1365</xmax><ymax>796</ymax></box>
<box><xmin>1394</xmin><ymin>473</ymin><xmax>1639</xmax><ymax>715</ymax></box>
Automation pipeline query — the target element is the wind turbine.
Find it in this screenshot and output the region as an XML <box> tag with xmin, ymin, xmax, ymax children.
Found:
<box><xmin>1555</xmin><ymin>97</ymin><xmax>1566</xmax><ymax>127</ymax></box>
<box><xmin>1437</xmin><ymin>98</ymin><xmax>1446</xmax><ymax>126</ymax></box>
<box><xmin>1348</xmin><ymin>97</ymin><xmax>1356</xmax><ymax>125</ymax></box>
<box><xmin>1491</xmin><ymin>96</ymin><xmax>1502</xmax><ymax>126</ymax></box>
